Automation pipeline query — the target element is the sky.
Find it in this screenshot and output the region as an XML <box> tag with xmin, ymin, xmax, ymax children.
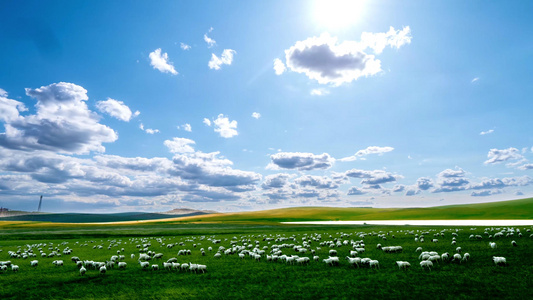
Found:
<box><xmin>0</xmin><ymin>0</ymin><xmax>532</xmax><ymax>213</ymax></box>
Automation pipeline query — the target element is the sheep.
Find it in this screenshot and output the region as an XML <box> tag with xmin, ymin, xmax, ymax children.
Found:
<box><xmin>118</xmin><ymin>262</ymin><xmax>127</xmax><ymax>269</ymax></box>
<box><xmin>456</xmin><ymin>247</ymin><xmax>462</xmax><ymax>253</ymax></box>
<box><xmin>489</xmin><ymin>242</ymin><xmax>497</xmax><ymax>249</ymax></box>
<box><xmin>171</xmin><ymin>262</ymin><xmax>180</xmax><ymax>270</ymax></box>
<box><xmin>139</xmin><ymin>261</ymin><xmax>150</xmax><ymax>269</ymax></box>
<box><xmin>462</xmin><ymin>253</ymin><xmax>470</xmax><ymax>262</ymax></box>
<box><xmin>99</xmin><ymin>266</ymin><xmax>107</xmax><ymax>275</ymax></box>
<box><xmin>180</xmin><ymin>263</ymin><xmax>189</xmax><ymax>271</ymax></box>
<box><xmin>415</xmin><ymin>247</ymin><xmax>423</xmax><ymax>252</ymax></box>
<box><xmin>313</xmin><ymin>256</ymin><xmax>320</xmax><ymax>261</ymax></box>
<box><xmin>511</xmin><ymin>240</ymin><xmax>517</xmax><ymax>247</ymax></box>
<box><xmin>0</xmin><ymin>265</ymin><xmax>7</xmax><ymax>273</ymax></box>
<box><xmin>30</xmin><ymin>260</ymin><xmax>38</xmax><ymax>267</ymax></box>
<box><xmin>11</xmin><ymin>264</ymin><xmax>19</xmax><ymax>272</ymax></box>
<box><xmin>349</xmin><ymin>250</ymin><xmax>358</xmax><ymax>257</ymax></box>
<box><xmin>79</xmin><ymin>266</ymin><xmax>86</xmax><ymax>276</ymax></box>
<box><xmin>441</xmin><ymin>253</ymin><xmax>450</xmax><ymax>262</ymax></box>
<box><xmin>452</xmin><ymin>253</ymin><xmax>462</xmax><ymax>262</ymax></box>
<box><xmin>163</xmin><ymin>262</ymin><xmax>172</xmax><ymax>271</ymax></box>
<box><xmin>420</xmin><ymin>260</ymin><xmax>433</xmax><ymax>270</ymax></box>
<box><xmin>153</xmin><ymin>253</ymin><xmax>164</xmax><ymax>260</ymax></box>
<box><xmin>196</xmin><ymin>264</ymin><xmax>207</xmax><ymax>273</ymax></box>
<box><xmin>369</xmin><ymin>260</ymin><xmax>379</xmax><ymax>269</ymax></box>
<box><xmin>214</xmin><ymin>253</ymin><xmax>222</xmax><ymax>259</ymax></box>
<box><xmin>52</xmin><ymin>260</ymin><xmax>64</xmax><ymax>266</ymax></box>
<box><xmin>493</xmin><ymin>256</ymin><xmax>507</xmax><ymax>266</ymax></box>
<box><xmin>131</xmin><ymin>254</ymin><xmax>135</xmax><ymax>259</ymax></box>
<box><xmin>151</xmin><ymin>264</ymin><xmax>159</xmax><ymax>271</ymax></box>
<box><xmin>329</xmin><ymin>249</ymin><xmax>337</xmax><ymax>256</ymax></box>
<box><xmin>396</xmin><ymin>261</ymin><xmax>411</xmax><ymax>270</ymax></box>
<box><xmin>189</xmin><ymin>262</ymin><xmax>198</xmax><ymax>273</ymax></box>
<box><xmin>432</xmin><ymin>239</ymin><xmax>438</xmax><ymax>243</ymax></box>
<box><xmin>346</xmin><ymin>257</ymin><xmax>361</xmax><ymax>268</ymax></box>
<box><xmin>296</xmin><ymin>257</ymin><xmax>310</xmax><ymax>265</ymax></box>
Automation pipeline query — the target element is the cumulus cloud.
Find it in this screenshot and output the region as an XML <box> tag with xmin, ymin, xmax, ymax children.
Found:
<box><xmin>432</xmin><ymin>167</ymin><xmax>469</xmax><ymax>193</ymax></box>
<box><xmin>471</xmin><ymin>190</ymin><xmax>502</xmax><ymax>197</ymax></box>
<box><xmin>203</xmin><ymin>118</ymin><xmax>212</xmax><ymax>126</ymax></box>
<box><xmin>405</xmin><ymin>189</ymin><xmax>420</xmax><ymax>196</ymax></box>
<box><xmin>280</xmin><ymin>27</ymin><xmax>410</xmax><ymax>86</ymax></box>
<box><xmin>518</xmin><ymin>164</ymin><xmax>533</xmax><ymax>170</ymax></box>
<box><xmin>0</xmin><ymin>82</ymin><xmax>117</xmax><ymax>154</ymax></box>
<box><xmin>469</xmin><ymin>176</ymin><xmax>532</xmax><ymax>190</ymax></box>
<box><xmin>268</xmin><ymin>152</ymin><xmax>334</xmax><ymax>171</ymax></box>
<box><xmin>480</xmin><ymin>129</ymin><xmax>494</xmax><ymax>135</ymax></box>
<box><xmin>392</xmin><ymin>184</ymin><xmax>405</xmax><ymax>192</ymax></box>
<box><xmin>294</xmin><ymin>175</ymin><xmax>338</xmax><ymax>189</ymax></box>
<box><xmin>178</xmin><ymin>123</ymin><xmax>192</xmax><ymax>132</ymax></box>
<box><xmin>139</xmin><ymin>123</ymin><xmax>159</xmax><ymax>134</ymax></box>
<box><xmin>213</xmin><ymin>114</ymin><xmax>238</xmax><ymax>138</ymax></box>
<box><xmin>0</xmin><ymin>92</ymin><xmax>27</xmax><ymax>123</ymax></box>
<box><xmin>204</xmin><ymin>34</ymin><xmax>216</xmax><ymax>48</ymax></box>
<box><xmin>208</xmin><ymin>49</ymin><xmax>236</xmax><ymax>70</ymax></box>
<box><xmin>347</xmin><ymin>186</ymin><xmax>366</xmax><ymax>195</ymax></box>
<box><xmin>251</xmin><ymin>112</ymin><xmax>261</xmax><ymax>119</ymax></box>
<box><xmin>310</xmin><ymin>88</ymin><xmax>329</xmax><ymax>96</ymax></box>
<box><xmin>96</xmin><ymin>98</ymin><xmax>138</xmax><ymax>122</ymax></box>
<box><xmin>261</xmin><ymin>173</ymin><xmax>293</xmax><ymax>189</ymax></box>
<box><xmin>345</xmin><ymin>169</ymin><xmax>400</xmax><ymax>185</ymax></box>
<box><xmin>164</xmin><ymin>137</ymin><xmax>196</xmax><ymax>153</ymax></box>
<box><xmin>149</xmin><ymin>48</ymin><xmax>178</xmax><ymax>75</ymax></box>
<box><xmin>180</xmin><ymin>43</ymin><xmax>191</xmax><ymax>50</ymax></box>
<box><xmin>360</xmin><ymin>26</ymin><xmax>412</xmax><ymax>54</ymax></box>
<box><xmin>484</xmin><ymin>147</ymin><xmax>524</xmax><ymax>165</ymax></box>
<box><xmin>416</xmin><ymin>177</ymin><xmax>434</xmax><ymax>190</ymax></box>
<box><xmin>273</xmin><ymin>58</ymin><xmax>286</xmax><ymax>75</ymax></box>
<box><xmin>0</xmin><ymin>88</ymin><xmax>7</xmax><ymax>97</ymax></box>
<box><xmin>340</xmin><ymin>146</ymin><xmax>394</xmax><ymax>162</ymax></box>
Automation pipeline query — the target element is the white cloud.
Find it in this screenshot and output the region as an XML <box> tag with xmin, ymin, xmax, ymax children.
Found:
<box><xmin>484</xmin><ymin>148</ymin><xmax>524</xmax><ymax>165</ymax></box>
<box><xmin>164</xmin><ymin>137</ymin><xmax>196</xmax><ymax>153</ymax></box>
<box><xmin>139</xmin><ymin>123</ymin><xmax>159</xmax><ymax>134</ymax></box>
<box><xmin>345</xmin><ymin>169</ymin><xmax>401</xmax><ymax>185</ymax></box>
<box><xmin>96</xmin><ymin>98</ymin><xmax>137</xmax><ymax>122</ymax></box>
<box><xmin>360</xmin><ymin>26</ymin><xmax>412</xmax><ymax>54</ymax></box>
<box><xmin>273</xmin><ymin>58</ymin><xmax>286</xmax><ymax>75</ymax></box>
<box><xmin>280</xmin><ymin>27</ymin><xmax>410</xmax><ymax>86</ymax></box>
<box><xmin>416</xmin><ymin>177</ymin><xmax>434</xmax><ymax>190</ymax></box>
<box><xmin>294</xmin><ymin>175</ymin><xmax>338</xmax><ymax>189</ymax></box>
<box><xmin>0</xmin><ymin>88</ymin><xmax>7</xmax><ymax>97</ymax></box>
<box><xmin>471</xmin><ymin>190</ymin><xmax>502</xmax><ymax>197</ymax></box>
<box><xmin>178</xmin><ymin>123</ymin><xmax>192</xmax><ymax>132</ymax></box>
<box><xmin>347</xmin><ymin>186</ymin><xmax>366</xmax><ymax>195</ymax></box>
<box><xmin>203</xmin><ymin>118</ymin><xmax>212</xmax><ymax>127</ymax></box>
<box><xmin>340</xmin><ymin>146</ymin><xmax>394</xmax><ymax>162</ymax></box>
<box><xmin>208</xmin><ymin>49</ymin><xmax>236</xmax><ymax>70</ymax></box>
<box><xmin>180</xmin><ymin>43</ymin><xmax>191</xmax><ymax>50</ymax></box>
<box><xmin>432</xmin><ymin>167</ymin><xmax>469</xmax><ymax>193</ymax></box>
<box><xmin>149</xmin><ymin>48</ymin><xmax>178</xmax><ymax>75</ymax></box>
<box><xmin>213</xmin><ymin>114</ymin><xmax>238</xmax><ymax>138</ymax></box>
<box><xmin>0</xmin><ymin>82</ymin><xmax>117</xmax><ymax>154</ymax></box>
<box><xmin>261</xmin><ymin>173</ymin><xmax>293</xmax><ymax>189</ymax></box>
<box><xmin>471</xmin><ymin>77</ymin><xmax>479</xmax><ymax>83</ymax></box>
<box><xmin>204</xmin><ymin>34</ymin><xmax>216</xmax><ymax>48</ymax></box>
<box><xmin>518</xmin><ymin>164</ymin><xmax>533</xmax><ymax>170</ymax></box>
<box><xmin>310</xmin><ymin>88</ymin><xmax>329</xmax><ymax>96</ymax></box>
<box><xmin>268</xmin><ymin>152</ymin><xmax>334</xmax><ymax>171</ymax></box>
<box><xmin>251</xmin><ymin>112</ymin><xmax>261</xmax><ymax>119</ymax></box>
<box><xmin>480</xmin><ymin>129</ymin><xmax>494</xmax><ymax>135</ymax></box>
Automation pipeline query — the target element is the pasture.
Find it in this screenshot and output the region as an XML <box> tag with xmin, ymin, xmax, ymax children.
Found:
<box><xmin>1</xmin><ymin>223</ymin><xmax>532</xmax><ymax>299</ymax></box>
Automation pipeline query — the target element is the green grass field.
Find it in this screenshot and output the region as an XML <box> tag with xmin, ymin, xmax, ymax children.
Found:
<box><xmin>1</xmin><ymin>222</ymin><xmax>532</xmax><ymax>299</ymax></box>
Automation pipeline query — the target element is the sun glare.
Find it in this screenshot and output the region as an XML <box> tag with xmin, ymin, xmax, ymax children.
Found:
<box><xmin>314</xmin><ymin>0</ymin><xmax>366</xmax><ymax>29</ymax></box>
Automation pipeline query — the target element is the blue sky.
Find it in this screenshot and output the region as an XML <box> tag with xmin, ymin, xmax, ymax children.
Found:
<box><xmin>1</xmin><ymin>0</ymin><xmax>532</xmax><ymax>213</ymax></box>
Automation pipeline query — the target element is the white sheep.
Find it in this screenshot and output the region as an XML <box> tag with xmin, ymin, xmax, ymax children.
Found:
<box><xmin>452</xmin><ymin>253</ymin><xmax>462</xmax><ymax>262</ymax></box>
<box><xmin>197</xmin><ymin>264</ymin><xmax>207</xmax><ymax>273</ymax></box>
<box><xmin>139</xmin><ymin>261</ymin><xmax>150</xmax><ymax>269</ymax></box>
<box><xmin>52</xmin><ymin>260</ymin><xmax>63</xmax><ymax>266</ymax></box>
<box><xmin>118</xmin><ymin>262</ymin><xmax>127</xmax><ymax>269</ymax></box>
<box><xmin>415</xmin><ymin>247</ymin><xmax>423</xmax><ymax>252</ymax></box>
<box><xmin>346</xmin><ymin>257</ymin><xmax>361</xmax><ymax>268</ymax></box>
<box><xmin>151</xmin><ymin>264</ymin><xmax>159</xmax><ymax>271</ymax></box>
<box><xmin>153</xmin><ymin>253</ymin><xmax>164</xmax><ymax>260</ymax></box>
<box><xmin>171</xmin><ymin>262</ymin><xmax>180</xmax><ymax>270</ymax></box>
<box><xmin>511</xmin><ymin>240</ymin><xmax>517</xmax><ymax>247</ymax></box>
<box><xmin>80</xmin><ymin>266</ymin><xmax>86</xmax><ymax>276</ymax></box>
<box><xmin>396</xmin><ymin>261</ymin><xmax>411</xmax><ymax>270</ymax></box>
<box><xmin>99</xmin><ymin>266</ymin><xmax>106</xmax><ymax>274</ymax></box>
<box><xmin>313</xmin><ymin>256</ymin><xmax>319</xmax><ymax>261</ymax></box>
<box><xmin>180</xmin><ymin>263</ymin><xmax>189</xmax><ymax>271</ymax></box>
<box><xmin>30</xmin><ymin>260</ymin><xmax>38</xmax><ymax>267</ymax></box>
<box><xmin>369</xmin><ymin>260</ymin><xmax>379</xmax><ymax>269</ymax></box>
<box><xmin>420</xmin><ymin>260</ymin><xmax>433</xmax><ymax>270</ymax></box>
<box><xmin>462</xmin><ymin>253</ymin><xmax>470</xmax><ymax>262</ymax></box>
<box><xmin>131</xmin><ymin>254</ymin><xmax>135</xmax><ymax>259</ymax></box>
<box><xmin>189</xmin><ymin>262</ymin><xmax>198</xmax><ymax>273</ymax></box>
<box><xmin>489</xmin><ymin>242</ymin><xmax>497</xmax><ymax>249</ymax></box>
<box><xmin>493</xmin><ymin>256</ymin><xmax>507</xmax><ymax>266</ymax></box>
<box><xmin>163</xmin><ymin>262</ymin><xmax>172</xmax><ymax>270</ymax></box>
<box><xmin>11</xmin><ymin>264</ymin><xmax>19</xmax><ymax>272</ymax></box>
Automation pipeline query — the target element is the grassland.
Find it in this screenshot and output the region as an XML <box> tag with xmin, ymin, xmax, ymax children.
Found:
<box><xmin>1</xmin><ymin>222</ymin><xmax>532</xmax><ymax>299</ymax></box>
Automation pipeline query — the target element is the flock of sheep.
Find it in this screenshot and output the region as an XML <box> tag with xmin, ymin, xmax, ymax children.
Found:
<box><xmin>0</xmin><ymin>226</ymin><xmax>530</xmax><ymax>278</ymax></box>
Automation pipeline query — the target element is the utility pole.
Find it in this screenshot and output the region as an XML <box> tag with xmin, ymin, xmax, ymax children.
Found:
<box><xmin>37</xmin><ymin>195</ymin><xmax>43</xmax><ymax>212</ymax></box>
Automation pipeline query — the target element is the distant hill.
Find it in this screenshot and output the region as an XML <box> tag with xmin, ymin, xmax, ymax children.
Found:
<box><xmin>163</xmin><ymin>208</ymin><xmax>218</xmax><ymax>215</ymax></box>
<box><xmin>0</xmin><ymin>211</ymin><xmax>210</xmax><ymax>223</ymax></box>
<box><xmin>165</xmin><ymin>197</ymin><xmax>533</xmax><ymax>224</ymax></box>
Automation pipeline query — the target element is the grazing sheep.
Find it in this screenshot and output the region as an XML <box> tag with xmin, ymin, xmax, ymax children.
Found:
<box><xmin>456</xmin><ymin>247</ymin><xmax>462</xmax><ymax>253</ymax></box>
<box><xmin>180</xmin><ymin>263</ymin><xmax>189</xmax><ymax>271</ymax></box>
<box><xmin>415</xmin><ymin>247</ymin><xmax>423</xmax><ymax>252</ymax></box>
<box><xmin>511</xmin><ymin>240</ymin><xmax>517</xmax><ymax>247</ymax></box>
<box><xmin>52</xmin><ymin>260</ymin><xmax>63</xmax><ymax>266</ymax></box>
<box><xmin>452</xmin><ymin>253</ymin><xmax>462</xmax><ymax>263</ymax></box>
<box><xmin>118</xmin><ymin>262</ymin><xmax>127</xmax><ymax>269</ymax></box>
<box><xmin>171</xmin><ymin>262</ymin><xmax>180</xmax><ymax>270</ymax></box>
<box><xmin>99</xmin><ymin>266</ymin><xmax>106</xmax><ymax>275</ymax></box>
<box><xmin>79</xmin><ymin>266</ymin><xmax>86</xmax><ymax>276</ymax></box>
<box><xmin>493</xmin><ymin>256</ymin><xmax>507</xmax><ymax>266</ymax></box>
<box><xmin>197</xmin><ymin>264</ymin><xmax>207</xmax><ymax>273</ymax></box>
<box><xmin>441</xmin><ymin>253</ymin><xmax>450</xmax><ymax>262</ymax></box>
<box><xmin>139</xmin><ymin>261</ymin><xmax>150</xmax><ymax>269</ymax></box>
<box><xmin>346</xmin><ymin>257</ymin><xmax>361</xmax><ymax>268</ymax></box>
<box><xmin>189</xmin><ymin>263</ymin><xmax>198</xmax><ymax>273</ymax></box>
<box><xmin>329</xmin><ymin>250</ymin><xmax>337</xmax><ymax>256</ymax></box>
<box><xmin>489</xmin><ymin>242</ymin><xmax>497</xmax><ymax>249</ymax></box>
<box><xmin>420</xmin><ymin>260</ymin><xmax>433</xmax><ymax>271</ymax></box>
<box><xmin>131</xmin><ymin>254</ymin><xmax>135</xmax><ymax>259</ymax></box>
<box><xmin>30</xmin><ymin>260</ymin><xmax>38</xmax><ymax>267</ymax></box>
<box><xmin>396</xmin><ymin>261</ymin><xmax>411</xmax><ymax>270</ymax></box>
<box><xmin>153</xmin><ymin>253</ymin><xmax>164</xmax><ymax>260</ymax></box>
<box><xmin>163</xmin><ymin>262</ymin><xmax>172</xmax><ymax>270</ymax></box>
<box><xmin>313</xmin><ymin>256</ymin><xmax>319</xmax><ymax>261</ymax></box>
<box><xmin>462</xmin><ymin>253</ymin><xmax>470</xmax><ymax>262</ymax></box>
<box><xmin>151</xmin><ymin>264</ymin><xmax>159</xmax><ymax>271</ymax></box>
<box><xmin>11</xmin><ymin>265</ymin><xmax>19</xmax><ymax>272</ymax></box>
<box><xmin>369</xmin><ymin>260</ymin><xmax>379</xmax><ymax>269</ymax></box>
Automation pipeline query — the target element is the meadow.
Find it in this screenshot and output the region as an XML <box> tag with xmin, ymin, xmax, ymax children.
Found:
<box><xmin>1</xmin><ymin>222</ymin><xmax>532</xmax><ymax>299</ymax></box>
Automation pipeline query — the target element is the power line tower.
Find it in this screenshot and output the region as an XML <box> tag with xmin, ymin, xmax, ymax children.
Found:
<box><xmin>37</xmin><ymin>195</ymin><xmax>43</xmax><ymax>213</ymax></box>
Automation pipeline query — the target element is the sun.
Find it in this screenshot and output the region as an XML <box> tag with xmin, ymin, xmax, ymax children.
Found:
<box><xmin>313</xmin><ymin>0</ymin><xmax>366</xmax><ymax>29</ymax></box>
